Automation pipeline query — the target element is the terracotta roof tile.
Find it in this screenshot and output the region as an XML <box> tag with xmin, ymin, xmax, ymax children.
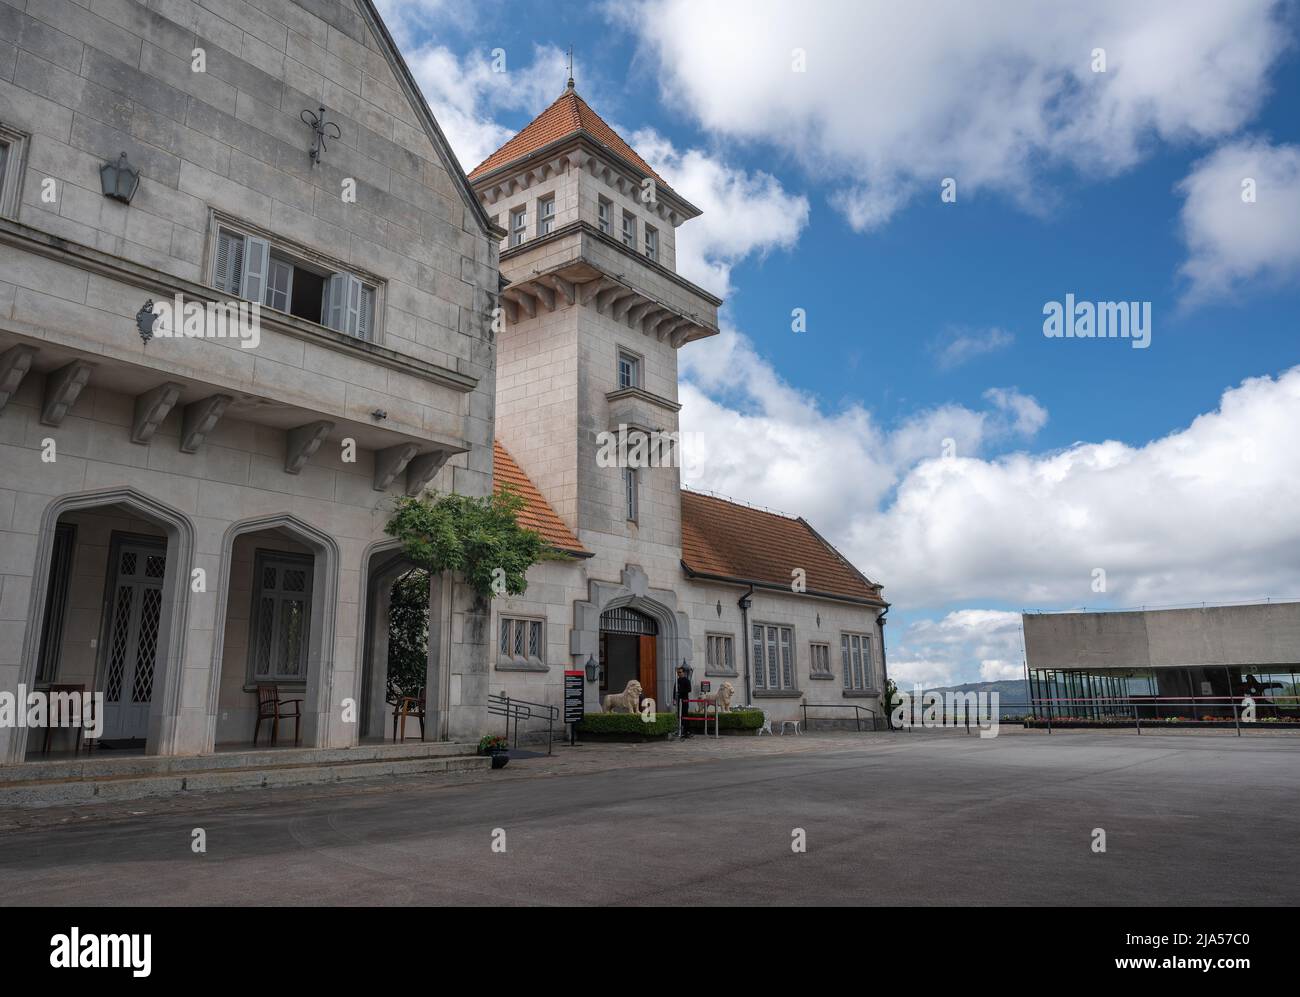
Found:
<box><xmin>681</xmin><ymin>490</ymin><xmax>883</xmax><ymax>604</ymax></box>
<box><xmin>493</xmin><ymin>440</ymin><xmax>587</xmax><ymax>555</ymax></box>
<box><xmin>469</xmin><ymin>86</ymin><xmax>665</xmax><ymax>183</ymax></box>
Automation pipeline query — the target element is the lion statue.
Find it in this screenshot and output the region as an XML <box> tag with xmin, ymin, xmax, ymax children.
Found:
<box><xmin>698</xmin><ymin>681</ymin><xmax>735</xmax><ymax>716</ymax></box>
<box><xmin>602</xmin><ymin>679</ymin><xmax>643</xmax><ymax>714</ymax></box>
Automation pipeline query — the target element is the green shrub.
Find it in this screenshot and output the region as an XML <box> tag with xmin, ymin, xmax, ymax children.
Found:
<box><xmin>683</xmin><ymin>708</ymin><xmax>764</xmax><ymax>731</ymax></box>
<box><xmin>577</xmin><ymin>711</ymin><xmax>677</xmax><ymax>736</ymax></box>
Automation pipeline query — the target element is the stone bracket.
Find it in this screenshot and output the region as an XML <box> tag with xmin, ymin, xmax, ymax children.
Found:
<box><xmin>406</xmin><ymin>447</ymin><xmax>462</xmax><ymax>495</ymax></box>
<box><xmin>373</xmin><ymin>442</ymin><xmax>420</xmax><ymax>492</ymax></box>
<box><xmin>0</xmin><ymin>344</ymin><xmax>38</xmax><ymax>414</ymax></box>
<box><xmin>180</xmin><ymin>394</ymin><xmax>233</xmax><ymax>453</ymax></box>
<box><xmin>130</xmin><ymin>382</ymin><xmax>183</xmax><ymax>444</ymax></box>
<box><xmin>285</xmin><ymin>420</ymin><xmax>333</xmax><ymax>474</ymax></box>
<box><xmin>40</xmin><ymin>360</ymin><xmax>94</xmax><ymax>427</ymax></box>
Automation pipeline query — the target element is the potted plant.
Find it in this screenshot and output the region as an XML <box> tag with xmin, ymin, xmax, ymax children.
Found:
<box><xmin>478</xmin><ymin>734</ymin><xmax>510</xmax><ymax>768</ymax></box>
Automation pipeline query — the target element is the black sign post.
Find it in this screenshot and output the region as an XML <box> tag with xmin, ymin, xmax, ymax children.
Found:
<box><xmin>564</xmin><ymin>670</ymin><xmax>585</xmax><ymax>746</ymax></box>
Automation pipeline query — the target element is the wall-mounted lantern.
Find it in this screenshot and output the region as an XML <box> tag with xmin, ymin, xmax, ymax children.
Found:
<box><xmin>100</xmin><ymin>151</ymin><xmax>140</xmax><ymax>204</ymax></box>
<box><xmin>584</xmin><ymin>655</ymin><xmax>598</xmax><ymax>683</ymax></box>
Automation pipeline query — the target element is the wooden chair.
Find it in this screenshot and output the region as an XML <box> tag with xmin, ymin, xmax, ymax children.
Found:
<box><xmin>254</xmin><ymin>683</ymin><xmax>301</xmax><ymax>747</ymax></box>
<box><xmin>392</xmin><ymin>687</ymin><xmax>426</xmax><ymax>743</ymax></box>
<box><xmin>42</xmin><ymin>684</ymin><xmax>88</xmax><ymax>756</ymax></box>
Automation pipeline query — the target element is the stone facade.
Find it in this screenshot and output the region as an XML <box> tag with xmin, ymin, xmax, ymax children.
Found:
<box><xmin>471</xmin><ymin>86</ymin><xmax>888</xmax><ymax>732</ymax></box>
<box><xmin>0</xmin><ymin>0</ymin><xmax>501</xmax><ymax>762</ymax></box>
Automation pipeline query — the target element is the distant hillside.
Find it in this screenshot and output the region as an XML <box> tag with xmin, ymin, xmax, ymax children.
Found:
<box><xmin>906</xmin><ymin>679</ymin><xmax>1029</xmax><ymax>702</ymax></box>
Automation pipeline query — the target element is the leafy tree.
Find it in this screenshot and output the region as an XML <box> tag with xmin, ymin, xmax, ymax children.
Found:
<box><xmin>384</xmin><ymin>488</ymin><xmax>551</xmax><ymax>599</ymax></box>
<box><xmin>883</xmin><ymin>678</ymin><xmax>900</xmax><ymax>728</ymax></box>
<box><xmin>386</xmin><ymin>567</ymin><xmax>430</xmax><ymax>701</ymax></box>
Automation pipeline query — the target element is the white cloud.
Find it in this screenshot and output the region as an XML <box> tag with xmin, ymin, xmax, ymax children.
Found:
<box><xmin>679</xmin><ymin>326</ymin><xmax>1047</xmax><ymax>543</ymax></box>
<box><xmin>1176</xmin><ymin>137</ymin><xmax>1300</xmax><ymax>303</ymax></box>
<box><xmin>682</xmin><ymin>328</ymin><xmax>1300</xmax><ymax>684</ymax></box>
<box><xmin>888</xmin><ymin>610</ymin><xmax>1024</xmax><ymax>689</ymax></box>
<box><xmin>629</xmin><ymin>130</ymin><xmax>810</xmax><ymax>296</ymax></box>
<box><xmin>388</xmin><ymin>39</ymin><xmax>572</xmax><ymax>173</ymax></box>
<box><xmin>626</xmin><ymin>0</ymin><xmax>1290</xmax><ymax>230</ymax></box>
<box><xmin>932</xmin><ymin>327</ymin><xmax>1015</xmax><ymax>371</ymax></box>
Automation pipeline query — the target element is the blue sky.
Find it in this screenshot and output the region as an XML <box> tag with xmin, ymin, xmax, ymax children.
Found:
<box><xmin>379</xmin><ymin>0</ymin><xmax>1300</xmax><ymax>685</ymax></box>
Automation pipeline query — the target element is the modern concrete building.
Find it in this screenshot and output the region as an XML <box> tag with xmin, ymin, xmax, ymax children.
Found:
<box><xmin>471</xmin><ymin>84</ymin><xmax>889</xmax><ymax>729</ymax></box>
<box><xmin>0</xmin><ymin>0</ymin><xmax>501</xmax><ymax>762</ymax></box>
<box><xmin>1023</xmin><ymin>602</ymin><xmax>1300</xmax><ymax>721</ymax></box>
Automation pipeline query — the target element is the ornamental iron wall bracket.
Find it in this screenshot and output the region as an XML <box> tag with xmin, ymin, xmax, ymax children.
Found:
<box><xmin>300</xmin><ymin>106</ymin><xmax>341</xmax><ymax>166</ymax></box>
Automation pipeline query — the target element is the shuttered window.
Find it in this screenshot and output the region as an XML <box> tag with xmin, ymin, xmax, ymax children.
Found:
<box><xmin>213</xmin><ymin>224</ymin><xmax>377</xmax><ymax>339</ymax></box>
<box><xmin>753</xmin><ymin>624</ymin><xmax>795</xmax><ymax>691</ymax></box>
<box><xmin>841</xmin><ymin>633</ymin><xmax>873</xmax><ymax>690</ymax></box>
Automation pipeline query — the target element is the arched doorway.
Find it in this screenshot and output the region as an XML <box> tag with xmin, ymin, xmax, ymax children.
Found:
<box><xmin>599</xmin><ymin>606</ymin><xmax>658</xmax><ymax>707</ymax></box>
<box><xmin>206</xmin><ymin>514</ymin><xmax>339</xmax><ymax>752</ymax></box>
<box><xmin>11</xmin><ymin>487</ymin><xmax>194</xmax><ymax>763</ymax></box>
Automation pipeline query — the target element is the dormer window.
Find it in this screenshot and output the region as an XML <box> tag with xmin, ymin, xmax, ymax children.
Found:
<box><xmin>598</xmin><ymin>197</ymin><xmax>612</xmax><ymax>235</ymax></box>
<box><xmin>510</xmin><ymin>207</ymin><xmax>527</xmax><ymax>247</ymax></box>
<box><xmin>538</xmin><ymin>195</ymin><xmax>555</xmax><ymax>236</ymax></box>
<box><xmin>622</xmin><ymin>210</ymin><xmax>636</xmax><ymax>248</ymax></box>
<box><xmin>212</xmin><ymin>223</ymin><xmax>377</xmax><ymax>340</ymax></box>
<box><xmin>644</xmin><ymin>225</ymin><xmax>658</xmax><ymax>263</ymax></box>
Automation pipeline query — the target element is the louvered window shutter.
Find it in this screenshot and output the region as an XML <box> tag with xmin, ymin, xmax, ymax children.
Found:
<box><xmin>214</xmin><ymin>230</ymin><xmax>244</xmax><ymax>295</ymax></box>
<box><xmin>356</xmin><ymin>284</ymin><xmax>374</xmax><ymax>340</ymax></box>
<box><xmin>324</xmin><ymin>273</ymin><xmax>365</xmax><ymax>336</ymax></box>
<box><xmin>322</xmin><ymin>273</ymin><xmax>347</xmax><ymax>331</ymax></box>
<box><xmin>242</xmin><ymin>236</ymin><xmax>269</xmax><ymax>305</ymax></box>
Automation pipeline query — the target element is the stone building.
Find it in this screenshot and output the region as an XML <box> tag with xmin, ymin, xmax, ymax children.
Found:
<box><xmin>0</xmin><ymin>0</ymin><xmax>888</xmax><ymax>769</ymax></box>
<box><xmin>0</xmin><ymin>0</ymin><xmax>501</xmax><ymax>762</ymax></box>
<box><xmin>471</xmin><ymin>82</ymin><xmax>889</xmax><ymax>728</ymax></box>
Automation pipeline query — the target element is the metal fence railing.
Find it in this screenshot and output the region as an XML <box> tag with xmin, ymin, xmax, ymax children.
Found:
<box><xmin>487</xmin><ymin>693</ymin><xmax>559</xmax><ymax>753</ymax></box>
<box><xmin>1023</xmin><ymin>695</ymin><xmax>1300</xmax><ymax>736</ymax></box>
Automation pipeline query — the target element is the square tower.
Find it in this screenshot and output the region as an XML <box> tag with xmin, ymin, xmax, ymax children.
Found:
<box><xmin>470</xmin><ymin>83</ymin><xmax>722</xmax><ymax>566</ymax></box>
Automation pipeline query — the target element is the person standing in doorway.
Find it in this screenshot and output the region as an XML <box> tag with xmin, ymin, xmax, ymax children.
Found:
<box><xmin>676</xmin><ymin>666</ymin><xmax>693</xmax><ymax>738</ymax></box>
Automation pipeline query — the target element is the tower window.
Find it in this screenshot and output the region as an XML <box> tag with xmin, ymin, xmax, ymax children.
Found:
<box><xmin>538</xmin><ymin>196</ymin><xmax>555</xmax><ymax>236</ymax></box>
<box><xmin>510</xmin><ymin>207</ymin><xmax>527</xmax><ymax>247</ymax></box>
<box><xmin>644</xmin><ymin>225</ymin><xmax>658</xmax><ymax>262</ymax></box>
<box><xmin>598</xmin><ymin>197</ymin><xmax>612</xmax><ymax>235</ymax></box>
<box><xmin>621</xmin><ymin>210</ymin><xmax>636</xmax><ymax>248</ymax></box>
<box><xmin>618</xmin><ymin>350</ymin><xmax>641</xmax><ymax>389</ymax></box>
<box><xmin>623</xmin><ymin>467</ymin><xmax>638</xmax><ymax>522</ymax></box>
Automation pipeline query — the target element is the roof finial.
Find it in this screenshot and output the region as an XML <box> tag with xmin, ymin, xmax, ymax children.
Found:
<box><xmin>566</xmin><ymin>45</ymin><xmax>575</xmax><ymax>90</ymax></box>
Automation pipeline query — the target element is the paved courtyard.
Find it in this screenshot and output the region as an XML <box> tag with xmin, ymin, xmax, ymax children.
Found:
<box><xmin>1</xmin><ymin>728</ymin><xmax>1296</xmax><ymax>905</ymax></box>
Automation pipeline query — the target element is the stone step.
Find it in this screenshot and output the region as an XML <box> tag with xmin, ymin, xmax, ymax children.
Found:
<box><xmin>0</xmin><ymin>744</ymin><xmax>490</xmax><ymax>808</ymax></box>
<box><xmin>1</xmin><ymin>740</ymin><xmax>476</xmax><ymax>784</ymax></box>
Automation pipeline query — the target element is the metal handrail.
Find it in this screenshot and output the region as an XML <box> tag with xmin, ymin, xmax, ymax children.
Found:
<box><xmin>800</xmin><ymin>702</ymin><xmax>879</xmax><ymax>732</ymax></box>
<box><xmin>487</xmin><ymin>692</ymin><xmax>559</xmax><ymax>754</ymax></box>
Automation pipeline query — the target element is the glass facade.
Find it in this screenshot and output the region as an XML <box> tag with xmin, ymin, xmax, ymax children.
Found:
<box><xmin>1028</xmin><ymin>665</ymin><xmax>1300</xmax><ymax>722</ymax></box>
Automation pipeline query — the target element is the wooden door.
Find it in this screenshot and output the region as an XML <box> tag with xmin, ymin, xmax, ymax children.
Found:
<box><xmin>638</xmin><ymin>635</ymin><xmax>657</xmax><ymax>709</ymax></box>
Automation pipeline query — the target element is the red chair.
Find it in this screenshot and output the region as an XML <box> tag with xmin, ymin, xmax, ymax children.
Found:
<box><xmin>254</xmin><ymin>683</ymin><xmax>301</xmax><ymax>747</ymax></box>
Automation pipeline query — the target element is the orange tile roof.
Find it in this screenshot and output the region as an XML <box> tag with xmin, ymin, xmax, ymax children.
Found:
<box><xmin>493</xmin><ymin>440</ymin><xmax>587</xmax><ymax>555</ymax></box>
<box><xmin>680</xmin><ymin>490</ymin><xmax>884</xmax><ymax>604</ymax></box>
<box><xmin>469</xmin><ymin>85</ymin><xmax>665</xmax><ymax>183</ymax></box>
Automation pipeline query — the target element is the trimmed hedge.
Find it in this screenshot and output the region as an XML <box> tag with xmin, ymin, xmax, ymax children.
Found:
<box><xmin>577</xmin><ymin>711</ymin><xmax>677</xmax><ymax>736</ymax></box>
<box><xmin>683</xmin><ymin>708</ymin><xmax>764</xmax><ymax>732</ymax></box>
<box><xmin>576</xmin><ymin>708</ymin><xmax>766</xmax><ymax>739</ymax></box>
